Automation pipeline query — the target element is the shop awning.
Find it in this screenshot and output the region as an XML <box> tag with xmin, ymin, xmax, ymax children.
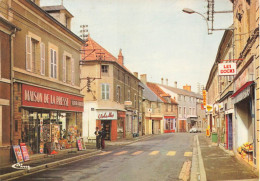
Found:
<box><xmin>231</xmin><ymin>81</ymin><xmax>254</xmax><ymax>98</ymax></box>
<box><xmin>164</xmin><ymin>116</ymin><xmax>175</xmax><ymax>119</ymax></box>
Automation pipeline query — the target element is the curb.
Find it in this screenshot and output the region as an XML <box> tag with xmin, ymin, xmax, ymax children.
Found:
<box><xmin>196</xmin><ymin>135</ymin><xmax>206</xmax><ymax>181</ymax></box>
<box><xmin>0</xmin><ymin>150</ymin><xmax>101</xmax><ymax>180</ymax></box>
<box><xmin>190</xmin><ymin>136</ymin><xmax>199</xmax><ymax>181</ymax></box>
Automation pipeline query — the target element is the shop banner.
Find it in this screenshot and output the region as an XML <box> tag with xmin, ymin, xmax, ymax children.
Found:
<box><xmin>97</xmin><ymin>110</ymin><xmax>117</xmax><ymax>120</ymax></box>
<box><xmin>202</xmin><ymin>90</ymin><xmax>207</xmax><ymax>107</ymax></box>
<box><xmin>20</xmin><ymin>143</ymin><xmax>30</xmax><ymax>162</ymax></box>
<box><xmin>13</xmin><ymin>145</ymin><xmax>24</xmax><ymax>163</ymax></box>
<box><xmin>22</xmin><ymin>84</ymin><xmax>83</xmax><ymax>112</ymax></box>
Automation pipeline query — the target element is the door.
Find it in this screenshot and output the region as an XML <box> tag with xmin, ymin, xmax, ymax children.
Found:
<box><xmin>228</xmin><ymin>114</ymin><xmax>233</xmax><ymax>150</ymax></box>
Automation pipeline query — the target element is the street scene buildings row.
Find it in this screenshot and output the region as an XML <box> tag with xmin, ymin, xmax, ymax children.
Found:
<box><xmin>205</xmin><ymin>0</ymin><xmax>259</xmax><ymax>172</ymax></box>
<box><xmin>0</xmin><ymin>0</ymin><xmax>205</xmax><ymax>166</ymax></box>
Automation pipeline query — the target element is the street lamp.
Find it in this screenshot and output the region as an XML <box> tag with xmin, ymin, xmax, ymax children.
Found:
<box><xmin>182</xmin><ymin>8</ymin><xmax>212</xmax><ymax>35</ymax></box>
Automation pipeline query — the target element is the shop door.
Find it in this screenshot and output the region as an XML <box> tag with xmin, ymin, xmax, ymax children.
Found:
<box><xmin>102</xmin><ymin>120</ymin><xmax>111</xmax><ymax>140</ymax></box>
<box><xmin>228</xmin><ymin>114</ymin><xmax>233</xmax><ymax>150</ymax></box>
<box><xmin>28</xmin><ymin>112</ymin><xmax>40</xmax><ymax>154</ymax></box>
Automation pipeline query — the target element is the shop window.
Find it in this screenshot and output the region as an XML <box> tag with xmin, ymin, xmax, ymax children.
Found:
<box><xmin>101</xmin><ymin>84</ymin><xmax>109</xmax><ymax>100</ymax></box>
<box><xmin>50</xmin><ymin>49</ymin><xmax>57</xmax><ymax>79</ymax></box>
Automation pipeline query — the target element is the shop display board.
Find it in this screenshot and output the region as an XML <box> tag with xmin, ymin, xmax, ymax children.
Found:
<box><xmin>13</xmin><ymin>145</ymin><xmax>24</xmax><ymax>163</ymax></box>
<box><xmin>20</xmin><ymin>143</ymin><xmax>30</xmax><ymax>161</ymax></box>
<box><xmin>77</xmin><ymin>139</ymin><xmax>83</xmax><ymax>151</ymax></box>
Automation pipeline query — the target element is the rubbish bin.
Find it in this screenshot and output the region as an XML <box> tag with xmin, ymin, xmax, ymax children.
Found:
<box><xmin>212</xmin><ymin>133</ymin><xmax>218</xmax><ymax>143</ymax></box>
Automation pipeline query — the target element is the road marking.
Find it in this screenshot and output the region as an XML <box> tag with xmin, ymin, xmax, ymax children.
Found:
<box><xmin>179</xmin><ymin>160</ymin><xmax>191</xmax><ymax>181</ymax></box>
<box><xmin>166</xmin><ymin>151</ymin><xmax>176</xmax><ymax>156</ymax></box>
<box><xmin>114</xmin><ymin>151</ymin><xmax>128</xmax><ymax>156</ymax></box>
<box><xmin>98</xmin><ymin>151</ymin><xmax>112</xmax><ymax>156</ymax></box>
<box><xmin>131</xmin><ymin>151</ymin><xmax>143</xmax><ymax>155</ymax></box>
<box><xmin>184</xmin><ymin>152</ymin><xmax>192</xmax><ymax>157</ymax></box>
<box><xmin>149</xmin><ymin>151</ymin><xmax>159</xmax><ymax>155</ymax></box>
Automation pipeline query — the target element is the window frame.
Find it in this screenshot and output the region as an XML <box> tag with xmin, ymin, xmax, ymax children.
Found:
<box><xmin>50</xmin><ymin>48</ymin><xmax>57</xmax><ymax>79</ymax></box>
<box><xmin>101</xmin><ymin>83</ymin><xmax>110</xmax><ymax>100</ymax></box>
<box><xmin>40</xmin><ymin>42</ymin><xmax>45</xmax><ymax>75</ymax></box>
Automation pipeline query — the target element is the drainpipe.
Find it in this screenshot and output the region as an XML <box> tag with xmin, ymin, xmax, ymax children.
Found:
<box><xmin>10</xmin><ymin>28</ymin><xmax>17</xmax><ymax>149</ymax></box>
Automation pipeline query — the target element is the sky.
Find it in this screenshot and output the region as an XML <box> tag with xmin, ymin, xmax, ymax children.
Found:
<box><xmin>41</xmin><ymin>0</ymin><xmax>233</xmax><ymax>93</ymax></box>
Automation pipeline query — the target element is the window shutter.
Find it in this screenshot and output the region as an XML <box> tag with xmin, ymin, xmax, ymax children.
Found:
<box><xmin>26</xmin><ymin>35</ymin><xmax>32</xmax><ymax>71</ymax></box>
<box><xmin>63</xmin><ymin>54</ymin><xmax>66</xmax><ymax>82</ymax></box>
<box><xmin>54</xmin><ymin>50</ymin><xmax>57</xmax><ymax>78</ymax></box>
<box><xmin>106</xmin><ymin>84</ymin><xmax>109</xmax><ymax>99</ymax></box>
<box><xmin>40</xmin><ymin>43</ymin><xmax>45</xmax><ymax>75</ymax></box>
<box><xmin>71</xmin><ymin>58</ymin><xmax>75</xmax><ymax>85</ymax></box>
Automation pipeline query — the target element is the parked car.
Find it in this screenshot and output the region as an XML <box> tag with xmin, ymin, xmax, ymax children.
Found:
<box><xmin>189</xmin><ymin>127</ymin><xmax>198</xmax><ymax>133</ymax></box>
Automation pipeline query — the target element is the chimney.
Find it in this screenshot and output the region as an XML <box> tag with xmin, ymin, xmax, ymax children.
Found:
<box><xmin>118</xmin><ymin>49</ymin><xmax>124</xmax><ymax>66</ymax></box>
<box><xmin>174</xmin><ymin>81</ymin><xmax>177</xmax><ymax>88</ymax></box>
<box><xmin>166</xmin><ymin>78</ymin><xmax>168</xmax><ymax>86</ymax></box>
<box><xmin>133</xmin><ymin>72</ymin><xmax>138</xmax><ymax>78</ymax></box>
<box><xmin>161</xmin><ymin>78</ymin><xmax>164</xmax><ymax>85</ymax></box>
<box><xmin>140</xmin><ymin>74</ymin><xmax>147</xmax><ymax>84</ymax></box>
<box><xmin>183</xmin><ymin>84</ymin><xmax>191</xmax><ymax>92</ymax></box>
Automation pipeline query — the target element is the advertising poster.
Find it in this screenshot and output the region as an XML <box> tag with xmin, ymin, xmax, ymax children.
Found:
<box><xmin>20</xmin><ymin>143</ymin><xmax>30</xmax><ymax>162</ymax></box>
<box><xmin>77</xmin><ymin>139</ymin><xmax>83</xmax><ymax>151</ymax></box>
<box><xmin>13</xmin><ymin>145</ymin><xmax>24</xmax><ymax>163</ymax></box>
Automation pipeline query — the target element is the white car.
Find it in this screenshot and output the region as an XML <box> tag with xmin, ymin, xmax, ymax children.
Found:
<box><xmin>189</xmin><ymin>127</ymin><xmax>198</xmax><ymax>133</ymax></box>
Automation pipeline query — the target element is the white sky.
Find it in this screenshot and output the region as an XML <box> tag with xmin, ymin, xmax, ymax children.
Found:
<box><xmin>41</xmin><ymin>0</ymin><xmax>233</xmax><ymax>92</ymax></box>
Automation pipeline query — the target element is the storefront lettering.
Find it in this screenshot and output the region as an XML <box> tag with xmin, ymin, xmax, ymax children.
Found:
<box><xmin>98</xmin><ymin>112</ymin><xmax>114</xmax><ymax>119</ymax></box>
<box><xmin>71</xmin><ymin>100</ymin><xmax>84</xmax><ymax>107</ymax></box>
<box><xmin>24</xmin><ymin>90</ymin><xmax>68</xmax><ymax>107</ymax></box>
<box><xmin>25</xmin><ymin>90</ymin><xmax>43</xmax><ymax>103</ymax></box>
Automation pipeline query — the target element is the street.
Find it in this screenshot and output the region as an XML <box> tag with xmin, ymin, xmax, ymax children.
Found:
<box><xmin>12</xmin><ymin>133</ymin><xmax>194</xmax><ymax>181</ymax></box>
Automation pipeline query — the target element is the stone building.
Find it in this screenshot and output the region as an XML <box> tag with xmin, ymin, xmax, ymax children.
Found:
<box><xmin>159</xmin><ymin>82</ymin><xmax>204</xmax><ymax>132</ymax></box>
<box><xmin>231</xmin><ymin>0</ymin><xmax>259</xmax><ymax>170</ymax></box>
<box><xmin>2</xmin><ymin>0</ymin><xmax>84</xmax><ymax>162</ymax></box>
<box><xmin>0</xmin><ymin>17</ymin><xmax>20</xmax><ymax>166</ymax></box>
<box><xmin>80</xmin><ymin>37</ymin><xmax>140</xmax><ymax>141</ymax></box>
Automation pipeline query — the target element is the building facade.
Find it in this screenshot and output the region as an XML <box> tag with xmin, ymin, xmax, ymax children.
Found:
<box><xmin>0</xmin><ymin>17</ymin><xmax>20</xmax><ymax>166</ymax></box>
<box><xmin>81</xmin><ymin>37</ymin><xmax>140</xmax><ymax>141</ymax></box>
<box><xmin>4</xmin><ymin>0</ymin><xmax>84</xmax><ymax>159</ymax></box>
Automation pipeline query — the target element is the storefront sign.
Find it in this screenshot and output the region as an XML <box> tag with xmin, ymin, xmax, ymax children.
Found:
<box><xmin>97</xmin><ymin>110</ymin><xmax>117</xmax><ymax>120</ymax></box>
<box><xmin>118</xmin><ymin>111</ymin><xmax>126</xmax><ymax>118</ymax></box>
<box><xmin>124</xmin><ymin>101</ymin><xmax>132</xmax><ymax>106</ymax></box>
<box><xmin>22</xmin><ymin>84</ymin><xmax>83</xmax><ymax>112</ymax></box>
<box><xmin>13</xmin><ymin>145</ymin><xmax>24</xmax><ymax>163</ymax></box>
<box><xmin>202</xmin><ymin>90</ymin><xmax>207</xmax><ymax>107</ymax></box>
<box><xmin>206</xmin><ymin>104</ymin><xmax>213</xmax><ymax>112</ymax></box>
<box><xmin>20</xmin><ymin>143</ymin><xmax>30</xmax><ymax>162</ymax></box>
<box><xmin>218</xmin><ymin>63</ymin><xmax>237</xmax><ymax>76</ymax></box>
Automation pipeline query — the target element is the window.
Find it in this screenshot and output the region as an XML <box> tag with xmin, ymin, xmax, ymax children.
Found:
<box><xmin>63</xmin><ymin>55</ymin><xmax>73</xmax><ymax>84</ymax></box>
<box><xmin>50</xmin><ymin>49</ymin><xmax>57</xmax><ymax>78</ymax></box>
<box><xmin>179</xmin><ymin>107</ymin><xmax>182</xmax><ymax>115</ymax></box>
<box><xmin>183</xmin><ymin>107</ymin><xmax>186</xmax><ymax>117</ymax></box>
<box><xmin>40</xmin><ymin>43</ymin><xmax>45</xmax><ymax>75</ymax></box>
<box><xmin>134</xmin><ymin>94</ymin><xmax>137</xmax><ymax>108</ymax></box>
<box><xmin>26</xmin><ymin>36</ymin><xmax>39</xmax><ymax>72</ymax></box>
<box><xmin>193</xmin><ymin>108</ymin><xmax>196</xmax><ymax>115</ymax></box>
<box><xmin>102</xmin><ymin>65</ymin><xmax>109</xmax><ymax>74</ymax></box>
<box><xmin>116</xmin><ymin>86</ymin><xmax>121</xmax><ymax>102</ymax></box>
<box><xmin>128</xmin><ymin>90</ymin><xmax>130</xmax><ymax>101</ymax></box>
<box><xmin>165</xmin><ymin>104</ymin><xmax>168</xmax><ymax>112</ymax></box>
<box><xmin>101</xmin><ymin>84</ymin><xmax>109</xmax><ymax>100</ymax></box>
<box><xmin>189</xmin><ymin>108</ymin><xmax>192</xmax><ymax>115</ymax></box>
<box><xmin>171</xmin><ymin>104</ymin><xmax>173</xmax><ymax>112</ymax></box>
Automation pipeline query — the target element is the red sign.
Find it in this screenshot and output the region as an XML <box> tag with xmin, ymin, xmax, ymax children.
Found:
<box><xmin>22</xmin><ymin>84</ymin><xmax>83</xmax><ymax>112</ymax></box>
<box><xmin>20</xmin><ymin>143</ymin><xmax>30</xmax><ymax>162</ymax></box>
<box><xmin>77</xmin><ymin>139</ymin><xmax>83</xmax><ymax>151</ymax></box>
<box><xmin>13</xmin><ymin>145</ymin><xmax>24</xmax><ymax>163</ymax></box>
<box><xmin>202</xmin><ymin>90</ymin><xmax>207</xmax><ymax>107</ymax></box>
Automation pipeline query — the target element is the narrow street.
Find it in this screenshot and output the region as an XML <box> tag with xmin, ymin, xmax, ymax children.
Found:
<box><xmin>12</xmin><ymin>133</ymin><xmax>194</xmax><ymax>181</ymax></box>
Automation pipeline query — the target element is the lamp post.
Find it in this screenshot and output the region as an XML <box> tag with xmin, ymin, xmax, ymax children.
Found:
<box><xmin>182</xmin><ymin>8</ymin><xmax>212</xmax><ymax>35</ymax></box>
<box><xmin>182</xmin><ymin>8</ymin><xmax>233</xmax><ymax>35</ymax></box>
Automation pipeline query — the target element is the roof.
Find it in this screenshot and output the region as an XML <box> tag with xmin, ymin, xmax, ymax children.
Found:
<box><xmin>81</xmin><ymin>37</ymin><xmax>138</xmax><ymax>79</ymax></box>
<box><xmin>159</xmin><ymin>84</ymin><xmax>203</xmax><ymax>99</ymax></box>
<box><xmin>41</xmin><ymin>5</ymin><xmax>74</xmax><ymax>18</ymax></box>
<box><xmin>147</xmin><ymin>82</ymin><xmax>178</xmax><ymax>104</ymax></box>
<box><xmin>139</xmin><ymin>82</ymin><xmax>163</xmax><ymax>102</ymax></box>
<box><xmin>25</xmin><ymin>0</ymin><xmax>84</xmax><ymax>44</ymax></box>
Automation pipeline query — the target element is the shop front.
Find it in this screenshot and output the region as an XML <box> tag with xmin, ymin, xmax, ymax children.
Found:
<box><xmin>117</xmin><ymin>111</ymin><xmax>126</xmax><ymax>139</ymax></box>
<box><xmin>18</xmin><ymin>84</ymin><xmax>83</xmax><ymax>155</ymax></box>
<box><xmin>96</xmin><ymin>110</ymin><xmax>118</xmax><ymax>141</ymax></box>
<box><xmin>164</xmin><ymin>116</ymin><xmax>176</xmax><ymax>133</ymax></box>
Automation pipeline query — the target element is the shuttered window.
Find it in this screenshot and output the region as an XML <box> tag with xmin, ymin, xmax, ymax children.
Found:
<box><xmin>40</xmin><ymin>43</ymin><xmax>45</xmax><ymax>75</ymax></box>
<box><xmin>71</xmin><ymin>58</ymin><xmax>75</xmax><ymax>85</ymax></box>
<box><xmin>102</xmin><ymin>84</ymin><xmax>109</xmax><ymax>100</ymax></box>
<box><xmin>50</xmin><ymin>49</ymin><xmax>57</xmax><ymax>78</ymax></box>
<box><xmin>26</xmin><ymin>35</ymin><xmax>32</xmax><ymax>71</ymax></box>
<box><xmin>63</xmin><ymin>54</ymin><xmax>66</xmax><ymax>82</ymax></box>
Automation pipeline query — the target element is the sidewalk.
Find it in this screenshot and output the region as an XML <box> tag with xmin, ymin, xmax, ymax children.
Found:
<box><xmin>0</xmin><ymin>135</ymin><xmax>153</xmax><ymax>180</ymax></box>
<box><xmin>191</xmin><ymin>134</ymin><xmax>259</xmax><ymax>181</ymax></box>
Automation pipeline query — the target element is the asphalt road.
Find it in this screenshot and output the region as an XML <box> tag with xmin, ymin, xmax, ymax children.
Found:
<box><xmin>12</xmin><ymin>133</ymin><xmax>195</xmax><ymax>181</ymax></box>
